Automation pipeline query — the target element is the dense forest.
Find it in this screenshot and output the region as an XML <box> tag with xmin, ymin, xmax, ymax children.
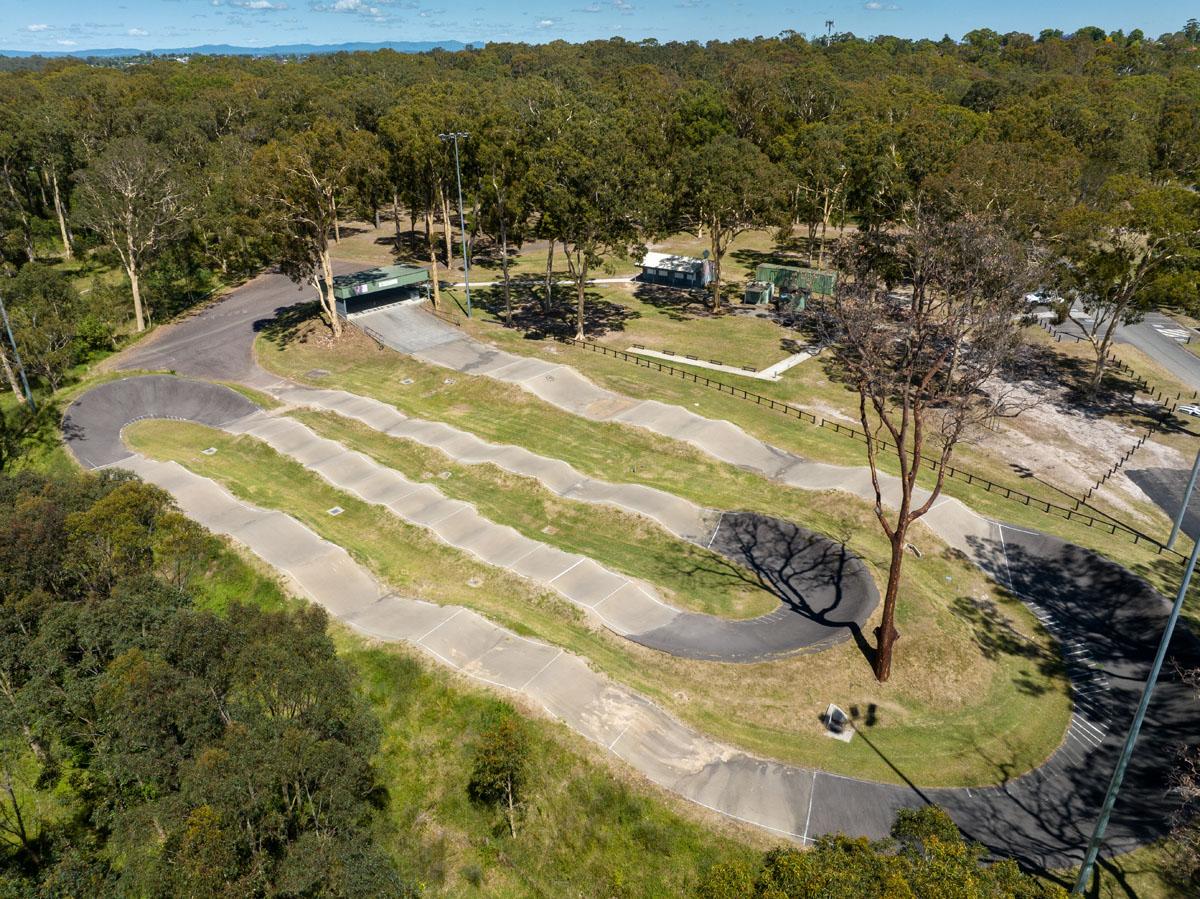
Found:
<box><xmin>0</xmin><ymin>471</ymin><xmax>409</xmax><ymax>895</ymax></box>
<box><xmin>1</xmin><ymin>21</ymin><xmax>1199</xmax><ymax>394</ymax></box>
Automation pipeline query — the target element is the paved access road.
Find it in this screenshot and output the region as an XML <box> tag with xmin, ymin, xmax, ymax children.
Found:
<box><xmin>59</xmin><ymin>272</ymin><xmax>1200</xmax><ymax>872</ymax></box>
<box><xmin>1056</xmin><ymin>306</ymin><xmax>1200</xmax><ymax>393</ymax></box>
<box><xmin>1118</xmin><ymin>312</ymin><xmax>1200</xmax><ymax>395</ymax></box>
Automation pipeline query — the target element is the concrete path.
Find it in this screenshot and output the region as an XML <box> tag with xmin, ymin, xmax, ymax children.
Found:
<box><xmin>272</xmin><ymin>384</ymin><xmax>715</xmax><ymax>541</ymax></box>
<box><xmin>223</xmin><ymin>411</ymin><xmax>713</xmax><ymax>653</ymax></box>
<box><xmin>70</xmin><ymin>272</ymin><xmax>1200</xmax><ymax>870</ymax></box>
<box><xmin>265</xmin><ymin>384</ymin><xmax>879</xmax><ymax>660</ymax></box>
<box><xmin>625</xmin><ymin>347</ymin><xmax>814</xmax><ymax>382</ymax></box>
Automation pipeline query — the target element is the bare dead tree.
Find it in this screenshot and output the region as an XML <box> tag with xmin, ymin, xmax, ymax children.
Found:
<box><xmin>825</xmin><ymin>209</ymin><xmax>1033</xmax><ymax>682</ymax></box>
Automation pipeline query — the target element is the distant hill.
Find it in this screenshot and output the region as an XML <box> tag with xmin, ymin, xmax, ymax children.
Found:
<box><xmin>0</xmin><ymin>40</ymin><xmax>471</xmax><ymax>59</ymax></box>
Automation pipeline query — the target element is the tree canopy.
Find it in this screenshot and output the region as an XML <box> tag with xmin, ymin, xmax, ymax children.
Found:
<box><xmin>0</xmin><ymin>470</ymin><xmax>408</xmax><ymax>896</ymax></box>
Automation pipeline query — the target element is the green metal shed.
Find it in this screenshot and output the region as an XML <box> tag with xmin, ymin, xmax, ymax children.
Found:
<box><xmin>331</xmin><ymin>265</ymin><xmax>430</xmax><ymax>317</ymax></box>
<box><xmin>754</xmin><ymin>263</ymin><xmax>837</xmax><ymax>299</ymax></box>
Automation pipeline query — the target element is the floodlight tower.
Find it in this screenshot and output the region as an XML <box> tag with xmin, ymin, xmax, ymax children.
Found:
<box><xmin>438</xmin><ymin>131</ymin><xmax>472</xmax><ymax>318</ymax></box>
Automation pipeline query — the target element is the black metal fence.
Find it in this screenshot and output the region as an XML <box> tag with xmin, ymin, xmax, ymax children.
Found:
<box><xmin>558</xmin><ymin>335</ymin><xmax>1184</xmax><ymax>561</ymax></box>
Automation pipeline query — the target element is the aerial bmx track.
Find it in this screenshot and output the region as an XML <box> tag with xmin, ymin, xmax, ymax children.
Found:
<box><xmin>61</xmin><ymin>270</ymin><xmax>1200</xmax><ymax>872</ymax></box>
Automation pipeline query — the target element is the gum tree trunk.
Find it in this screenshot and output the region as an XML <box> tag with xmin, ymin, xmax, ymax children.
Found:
<box><xmin>574</xmin><ymin>250</ymin><xmax>589</xmax><ymax>341</ymax></box>
<box><xmin>874</xmin><ymin>528</ymin><xmax>906</xmax><ymax>682</ymax></box>
<box><xmin>425</xmin><ymin>207</ymin><xmax>441</xmax><ymax>310</ymax></box>
<box><xmin>0</xmin><ymin>349</ymin><xmax>24</xmax><ymax>404</ymax></box>
<box><xmin>50</xmin><ymin>170</ymin><xmax>72</xmax><ymax>260</ymax></box>
<box><xmin>542</xmin><ymin>240</ymin><xmax>555</xmax><ymax>315</ymax></box>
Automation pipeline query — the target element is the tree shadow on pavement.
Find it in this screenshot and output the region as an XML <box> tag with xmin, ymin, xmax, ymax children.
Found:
<box><xmin>709</xmin><ymin>511</ymin><xmax>880</xmax><ymax>666</ymax></box>
<box><xmin>948</xmin><ymin>529</ymin><xmax>1200</xmax><ymax>870</ymax></box>
<box><xmin>255</xmin><ymin>301</ymin><xmax>321</xmax><ymax>350</ymax></box>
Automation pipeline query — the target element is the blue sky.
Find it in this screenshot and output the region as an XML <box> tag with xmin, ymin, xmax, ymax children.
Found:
<box><xmin>2</xmin><ymin>1</ymin><xmax>1195</xmax><ymax>51</ymax></box>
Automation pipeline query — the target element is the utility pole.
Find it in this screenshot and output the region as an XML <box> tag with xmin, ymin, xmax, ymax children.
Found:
<box><xmin>1167</xmin><ymin>445</ymin><xmax>1200</xmax><ymax>549</ymax></box>
<box><xmin>1072</xmin><ymin>513</ymin><xmax>1200</xmax><ymax>893</ymax></box>
<box><xmin>0</xmin><ymin>291</ymin><xmax>34</xmax><ymax>410</ymax></box>
<box><xmin>439</xmin><ymin>131</ymin><xmax>472</xmax><ymax>318</ymax></box>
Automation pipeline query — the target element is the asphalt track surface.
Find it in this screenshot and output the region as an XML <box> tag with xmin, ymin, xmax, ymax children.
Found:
<box><xmin>62</xmin><ymin>271</ymin><xmax>1200</xmax><ymax>872</ymax></box>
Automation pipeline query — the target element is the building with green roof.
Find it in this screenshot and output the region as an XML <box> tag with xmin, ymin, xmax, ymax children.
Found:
<box><xmin>331</xmin><ymin>265</ymin><xmax>431</xmax><ymax>317</ymax></box>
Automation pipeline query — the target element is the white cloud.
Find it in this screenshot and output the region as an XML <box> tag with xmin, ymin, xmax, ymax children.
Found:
<box><xmin>310</xmin><ymin>0</ymin><xmax>387</xmax><ymax>16</ymax></box>
<box><xmin>579</xmin><ymin>2</ymin><xmax>600</xmax><ymax>9</ymax></box>
<box><xmin>231</xmin><ymin>0</ymin><xmax>288</xmax><ymax>9</ymax></box>
<box><xmin>27</xmin><ymin>23</ymin><xmax>50</xmax><ymax>31</ymax></box>
<box><xmin>128</xmin><ymin>27</ymin><xmax>149</xmax><ymax>36</ymax></box>
<box><xmin>536</xmin><ymin>17</ymin><xmax>555</xmax><ymax>27</ymax></box>
<box><xmin>863</xmin><ymin>1</ymin><xmax>901</xmax><ymax>8</ymax></box>
<box><xmin>56</xmin><ymin>39</ymin><xmax>77</xmax><ymax>45</ymax></box>
<box><xmin>613</xmin><ymin>0</ymin><xmax>634</xmax><ymax>10</ymax></box>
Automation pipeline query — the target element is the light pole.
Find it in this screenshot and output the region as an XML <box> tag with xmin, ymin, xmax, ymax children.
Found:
<box><xmin>1168</xmin><ymin>445</ymin><xmax>1200</xmax><ymax>549</ymax></box>
<box><xmin>438</xmin><ymin>131</ymin><xmax>472</xmax><ymax>318</ymax></box>
<box><xmin>1071</xmin><ymin>515</ymin><xmax>1200</xmax><ymax>894</ymax></box>
<box><xmin>0</xmin><ymin>291</ymin><xmax>34</xmax><ymax>410</ymax></box>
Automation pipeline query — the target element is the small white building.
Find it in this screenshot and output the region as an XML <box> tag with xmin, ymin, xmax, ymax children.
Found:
<box><xmin>638</xmin><ymin>252</ymin><xmax>714</xmax><ymax>289</ymax></box>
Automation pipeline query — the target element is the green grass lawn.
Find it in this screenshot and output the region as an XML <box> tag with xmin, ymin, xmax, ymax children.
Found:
<box><xmin>290</xmin><ymin>408</ymin><xmax>777</xmax><ymax>619</ymax></box>
<box><xmin>126</xmin><ymin>412</ymin><xmax>1072</xmax><ymax>789</ymax></box>
<box><xmin>1048</xmin><ymin>842</ymin><xmax>1186</xmax><ymax>899</ymax></box>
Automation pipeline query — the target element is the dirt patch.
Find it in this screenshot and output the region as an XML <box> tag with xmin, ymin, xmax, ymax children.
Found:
<box><xmin>977</xmin><ymin>380</ymin><xmax>1186</xmax><ymax>524</ymax></box>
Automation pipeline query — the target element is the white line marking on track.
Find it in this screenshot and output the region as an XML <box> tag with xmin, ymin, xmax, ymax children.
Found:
<box><xmin>802</xmin><ymin>771</ymin><xmax>817</xmax><ymax>843</ymax></box>
<box><xmin>997</xmin><ymin>524</ymin><xmax>1015</xmax><ymax>592</ymax></box>
<box><xmin>518</xmin><ymin>649</ymin><xmax>564</xmax><ymax>691</ymax></box>
<box><xmin>549</xmin><ymin>558</ymin><xmax>585</xmax><ymax>583</ymax></box>
<box><xmin>608</xmin><ymin>722</ymin><xmax>632</xmax><ymax>749</ymax></box>
<box><xmin>706</xmin><ymin>512</ymin><xmax>726</xmax><ymax>549</ymax></box>
<box><xmin>417</xmin><ymin>608</ymin><xmax>462</xmax><ymax>642</ymax></box>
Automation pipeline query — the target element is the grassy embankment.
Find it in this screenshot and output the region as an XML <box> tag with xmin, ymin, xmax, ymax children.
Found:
<box><xmin>128</xmin><ymin>369</ymin><xmax>1072</xmax><ymax>788</ymax></box>
<box><xmin>290</xmin><ymin>408</ymin><xmax>774</xmax><ymax>620</ymax></box>
<box><xmin>197</xmin><ymin>540</ymin><xmax>764</xmax><ymax>897</ymax></box>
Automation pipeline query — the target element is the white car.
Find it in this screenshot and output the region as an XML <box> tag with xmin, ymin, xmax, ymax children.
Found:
<box><xmin>1024</xmin><ymin>291</ymin><xmax>1058</xmax><ymax>306</ymax></box>
<box><xmin>1178</xmin><ymin>404</ymin><xmax>1200</xmax><ymax>417</ymax></box>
